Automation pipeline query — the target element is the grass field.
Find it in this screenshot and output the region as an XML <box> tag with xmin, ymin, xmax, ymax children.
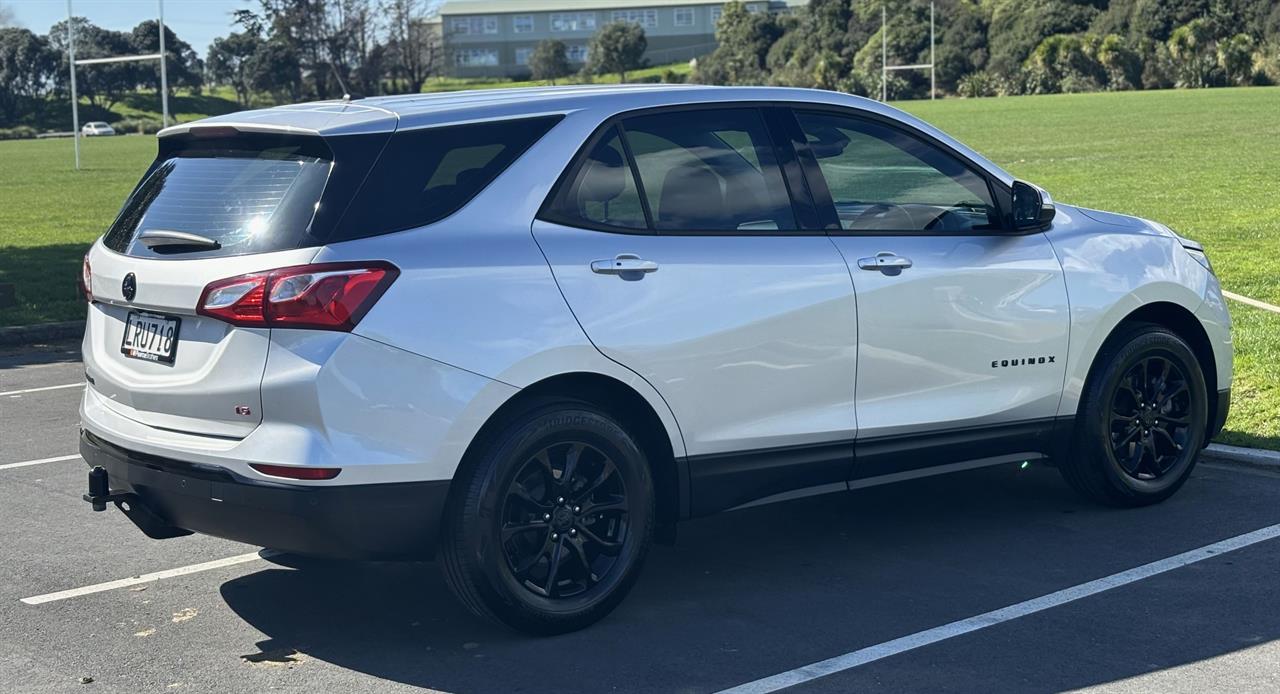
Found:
<box><xmin>0</xmin><ymin>86</ymin><xmax>1275</xmax><ymax>448</ymax></box>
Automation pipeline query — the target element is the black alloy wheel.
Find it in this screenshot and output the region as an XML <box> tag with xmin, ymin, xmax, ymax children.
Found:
<box><xmin>440</xmin><ymin>399</ymin><xmax>654</xmax><ymax>634</ymax></box>
<box><xmin>500</xmin><ymin>441</ymin><xmax>631</xmax><ymax>599</ymax></box>
<box><xmin>1061</xmin><ymin>324</ymin><xmax>1208</xmax><ymax>507</ymax></box>
<box><xmin>1108</xmin><ymin>355</ymin><xmax>1196</xmax><ymax>481</ymax></box>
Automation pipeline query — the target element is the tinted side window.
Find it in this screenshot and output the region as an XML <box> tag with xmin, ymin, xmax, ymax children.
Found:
<box><xmin>546</xmin><ymin>126</ymin><xmax>648</xmax><ymax>231</ymax></box>
<box><xmin>622</xmin><ymin>109</ymin><xmax>795</xmax><ymax>232</ymax></box>
<box><xmin>334</xmin><ymin>115</ymin><xmax>562</xmax><ymax>240</ymax></box>
<box><xmin>796</xmin><ymin>112</ymin><xmax>998</xmax><ymax>233</ymax></box>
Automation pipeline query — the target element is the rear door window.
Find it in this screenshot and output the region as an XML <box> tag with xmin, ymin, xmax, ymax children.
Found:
<box><xmin>622</xmin><ymin>109</ymin><xmax>795</xmax><ymax>232</ymax></box>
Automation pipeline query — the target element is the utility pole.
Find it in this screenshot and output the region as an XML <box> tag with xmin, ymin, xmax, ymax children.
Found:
<box><xmin>68</xmin><ymin>0</ymin><xmax>79</xmax><ymax>170</ymax></box>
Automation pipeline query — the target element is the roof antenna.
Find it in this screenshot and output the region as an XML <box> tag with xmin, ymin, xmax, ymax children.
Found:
<box><xmin>330</xmin><ymin>63</ymin><xmax>360</xmax><ymax>101</ymax></box>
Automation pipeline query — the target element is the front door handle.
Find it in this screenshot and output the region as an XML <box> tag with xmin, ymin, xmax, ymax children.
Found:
<box><xmin>857</xmin><ymin>252</ymin><xmax>913</xmax><ymax>275</ymax></box>
<box><xmin>591</xmin><ymin>254</ymin><xmax>659</xmax><ymax>279</ymax></box>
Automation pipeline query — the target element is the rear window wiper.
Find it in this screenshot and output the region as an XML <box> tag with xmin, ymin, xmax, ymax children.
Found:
<box><xmin>137</xmin><ymin>229</ymin><xmax>222</xmax><ymax>251</ymax></box>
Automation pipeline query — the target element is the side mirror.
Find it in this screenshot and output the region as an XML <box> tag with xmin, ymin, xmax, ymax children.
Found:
<box><xmin>1011</xmin><ymin>181</ymin><xmax>1055</xmax><ymax>231</ymax></box>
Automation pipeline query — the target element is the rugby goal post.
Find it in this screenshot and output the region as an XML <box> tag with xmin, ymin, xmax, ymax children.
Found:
<box><xmin>66</xmin><ymin>0</ymin><xmax>169</xmax><ymax>169</ymax></box>
<box><xmin>880</xmin><ymin>1</ymin><xmax>935</xmax><ymax>102</ymax></box>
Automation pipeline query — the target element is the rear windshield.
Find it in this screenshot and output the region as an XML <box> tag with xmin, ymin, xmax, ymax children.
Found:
<box><xmin>103</xmin><ymin>140</ymin><xmax>332</xmax><ymax>259</ymax></box>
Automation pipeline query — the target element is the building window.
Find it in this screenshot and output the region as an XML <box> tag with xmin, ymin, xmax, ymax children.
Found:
<box><xmin>710</xmin><ymin>7</ymin><xmax>722</xmax><ymax>25</ymax></box>
<box><xmin>514</xmin><ymin>47</ymin><xmax>532</xmax><ymax>66</ymax></box>
<box><xmin>455</xmin><ymin>48</ymin><xmax>499</xmax><ymax>66</ymax></box>
<box><xmin>550</xmin><ymin>12</ymin><xmax>596</xmax><ymax>32</ymax></box>
<box><xmin>674</xmin><ymin>7</ymin><xmax>695</xmax><ymax>26</ymax></box>
<box><xmin>566</xmin><ymin>44</ymin><xmax>589</xmax><ymax>63</ymax></box>
<box><xmin>611</xmin><ymin>9</ymin><xmax>658</xmax><ymax>29</ymax></box>
<box><xmin>450</xmin><ymin>16</ymin><xmax>498</xmax><ymax>35</ymax></box>
<box><xmin>513</xmin><ymin>15</ymin><xmax>534</xmax><ymax>33</ymax></box>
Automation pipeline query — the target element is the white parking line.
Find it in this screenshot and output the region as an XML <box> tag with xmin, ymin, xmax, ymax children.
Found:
<box><xmin>1224</xmin><ymin>290</ymin><xmax>1280</xmax><ymax>315</ymax></box>
<box><xmin>20</xmin><ymin>552</ymin><xmax>266</xmax><ymax>605</ymax></box>
<box><xmin>717</xmin><ymin>522</ymin><xmax>1280</xmax><ymax>694</ymax></box>
<box><xmin>0</xmin><ymin>382</ymin><xmax>84</xmax><ymax>397</ymax></box>
<box><xmin>0</xmin><ymin>454</ymin><xmax>80</xmax><ymax>471</ymax></box>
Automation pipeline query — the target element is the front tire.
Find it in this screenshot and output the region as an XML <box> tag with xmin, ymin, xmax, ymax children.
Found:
<box><xmin>1060</xmin><ymin>324</ymin><xmax>1208</xmax><ymax>507</ymax></box>
<box><xmin>440</xmin><ymin>399</ymin><xmax>654</xmax><ymax>634</ymax></box>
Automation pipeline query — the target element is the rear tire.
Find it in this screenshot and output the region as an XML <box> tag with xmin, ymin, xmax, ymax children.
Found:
<box><xmin>1060</xmin><ymin>324</ymin><xmax>1208</xmax><ymax>507</ymax></box>
<box><xmin>440</xmin><ymin>399</ymin><xmax>654</xmax><ymax>634</ymax></box>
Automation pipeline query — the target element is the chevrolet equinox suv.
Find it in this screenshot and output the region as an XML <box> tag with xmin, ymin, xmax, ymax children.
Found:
<box><xmin>79</xmin><ymin>86</ymin><xmax>1232</xmax><ymax>634</ymax></box>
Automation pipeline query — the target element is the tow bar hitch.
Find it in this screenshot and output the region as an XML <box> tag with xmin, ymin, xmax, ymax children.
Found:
<box><xmin>83</xmin><ymin>466</ymin><xmax>130</xmax><ymax>511</ymax></box>
<box><xmin>82</xmin><ymin>466</ymin><xmax>192</xmax><ymax>539</ymax></box>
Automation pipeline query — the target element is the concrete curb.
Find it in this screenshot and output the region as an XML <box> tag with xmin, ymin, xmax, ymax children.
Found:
<box><xmin>0</xmin><ymin>320</ymin><xmax>84</xmax><ymax>347</ymax></box>
<box><xmin>1204</xmin><ymin>443</ymin><xmax>1280</xmax><ymax>471</ymax></box>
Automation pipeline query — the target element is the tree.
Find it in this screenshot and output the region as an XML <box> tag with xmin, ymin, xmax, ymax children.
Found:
<box><xmin>587</xmin><ymin>21</ymin><xmax>646</xmax><ymax>82</ymax></box>
<box><xmin>0</xmin><ymin>27</ymin><xmax>57</xmax><ymax>122</ymax></box>
<box><xmin>1167</xmin><ymin>18</ymin><xmax>1218</xmax><ymax>87</ymax></box>
<box><xmin>207</xmin><ymin>31</ymin><xmax>264</xmax><ymax>106</ymax></box>
<box><xmin>530</xmin><ymin>39</ymin><xmax>570</xmax><ymax>84</ymax></box>
<box><xmin>130</xmin><ymin>20</ymin><xmax>203</xmax><ymax>95</ymax></box>
<box><xmin>48</xmin><ymin>18</ymin><xmax>137</xmax><ymax>109</ymax></box>
<box><xmin>383</xmin><ymin>0</ymin><xmax>439</xmax><ymax>93</ymax></box>
<box><xmin>1096</xmin><ymin>34</ymin><xmax>1142</xmax><ymax>90</ymax></box>
<box><xmin>694</xmin><ymin>1</ymin><xmax>783</xmax><ymax>85</ymax></box>
<box><xmin>1217</xmin><ymin>33</ymin><xmax>1255</xmax><ymax>85</ymax></box>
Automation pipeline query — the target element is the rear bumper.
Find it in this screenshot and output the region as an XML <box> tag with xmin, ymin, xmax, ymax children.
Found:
<box><xmin>80</xmin><ymin>430</ymin><xmax>450</xmax><ymax>560</ymax></box>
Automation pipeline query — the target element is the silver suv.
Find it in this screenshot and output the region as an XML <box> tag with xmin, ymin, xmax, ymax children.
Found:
<box><xmin>79</xmin><ymin>86</ymin><xmax>1232</xmax><ymax>633</ymax></box>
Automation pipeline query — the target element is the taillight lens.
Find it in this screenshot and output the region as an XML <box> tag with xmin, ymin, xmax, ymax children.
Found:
<box><xmin>79</xmin><ymin>253</ymin><xmax>92</xmax><ymax>302</ymax></box>
<box><xmin>197</xmin><ymin>262</ymin><xmax>398</xmax><ymax>331</ymax></box>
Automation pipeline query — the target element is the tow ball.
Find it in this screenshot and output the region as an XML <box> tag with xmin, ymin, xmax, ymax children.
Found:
<box><xmin>83</xmin><ymin>466</ymin><xmax>130</xmax><ymax>512</ymax></box>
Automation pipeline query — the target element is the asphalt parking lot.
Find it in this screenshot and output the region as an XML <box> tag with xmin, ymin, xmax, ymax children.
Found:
<box><xmin>2</xmin><ymin>340</ymin><xmax>1279</xmax><ymax>693</ymax></box>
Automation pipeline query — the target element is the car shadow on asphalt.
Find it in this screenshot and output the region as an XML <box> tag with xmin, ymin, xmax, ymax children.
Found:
<box><xmin>219</xmin><ymin>463</ymin><xmax>1280</xmax><ymax>694</ymax></box>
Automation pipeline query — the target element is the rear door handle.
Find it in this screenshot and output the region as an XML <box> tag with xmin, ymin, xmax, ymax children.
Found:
<box><xmin>857</xmin><ymin>252</ymin><xmax>913</xmax><ymax>275</ymax></box>
<box><xmin>591</xmin><ymin>254</ymin><xmax>659</xmax><ymax>278</ymax></box>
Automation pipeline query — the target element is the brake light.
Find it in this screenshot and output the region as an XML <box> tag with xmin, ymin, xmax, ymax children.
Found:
<box><xmin>197</xmin><ymin>262</ymin><xmax>398</xmax><ymax>331</ymax></box>
<box><xmin>79</xmin><ymin>253</ymin><xmax>92</xmax><ymax>302</ymax></box>
<box><xmin>249</xmin><ymin>463</ymin><xmax>341</xmax><ymax>480</ymax></box>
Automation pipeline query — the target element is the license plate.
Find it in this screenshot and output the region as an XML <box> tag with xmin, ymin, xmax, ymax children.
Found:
<box><xmin>120</xmin><ymin>311</ymin><xmax>181</xmax><ymax>365</ymax></box>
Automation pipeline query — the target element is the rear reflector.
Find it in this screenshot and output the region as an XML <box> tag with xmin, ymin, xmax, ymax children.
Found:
<box><xmin>197</xmin><ymin>261</ymin><xmax>398</xmax><ymax>331</ymax></box>
<box><xmin>249</xmin><ymin>463</ymin><xmax>341</xmax><ymax>480</ymax></box>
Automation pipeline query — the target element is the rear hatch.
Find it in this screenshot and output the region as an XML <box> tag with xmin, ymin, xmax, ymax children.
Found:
<box><xmin>83</xmin><ymin>124</ymin><xmax>388</xmax><ymax>438</ymax></box>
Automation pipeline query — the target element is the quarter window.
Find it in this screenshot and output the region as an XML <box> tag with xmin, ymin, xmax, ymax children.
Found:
<box><xmin>795</xmin><ymin>112</ymin><xmax>998</xmax><ymax>233</ymax></box>
<box><xmin>674</xmin><ymin>7</ymin><xmax>694</xmax><ymax>26</ymax></box>
<box><xmin>514</xmin><ymin>47</ymin><xmax>532</xmax><ymax>66</ymax></box>
<box><xmin>513</xmin><ymin>14</ymin><xmax>534</xmax><ymax>33</ymax></box>
<box><xmin>552</xmin><ymin>127</ymin><xmax>648</xmax><ymax>230</ymax></box>
<box><xmin>623</xmin><ymin>109</ymin><xmax>795</xmax><ymax>232</ymax></box>
<box><xmin>566</xmin><ymin>44</ymin><xmax>590</xmax><ymax>62</ymax></box>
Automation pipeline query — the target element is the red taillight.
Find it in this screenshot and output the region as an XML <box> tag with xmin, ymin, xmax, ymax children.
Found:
<box><xmin>79</xmin><ymin>253</ymin><xmax>92</xmax><ymax>302</ymax></box>
<box><xmin>196</xmin><ymin>262</ymin><xmax>398</xmax><ymax>331</ymax></box>
<box><xmin>249</xmin><ymin>463</ymin><xmax>341</xmax><ymax>480</ymax></box>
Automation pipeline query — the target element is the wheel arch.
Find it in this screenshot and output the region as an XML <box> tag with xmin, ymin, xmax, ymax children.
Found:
<box><xmin>1082</xmin><ymin>301</ymin><xmax>1220</xmax><ymax>440</ymax></box>
<box><xmin>458</xmin><ymin>371</ymin><xmax>688</xmax><ymax>541</ymax></box>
